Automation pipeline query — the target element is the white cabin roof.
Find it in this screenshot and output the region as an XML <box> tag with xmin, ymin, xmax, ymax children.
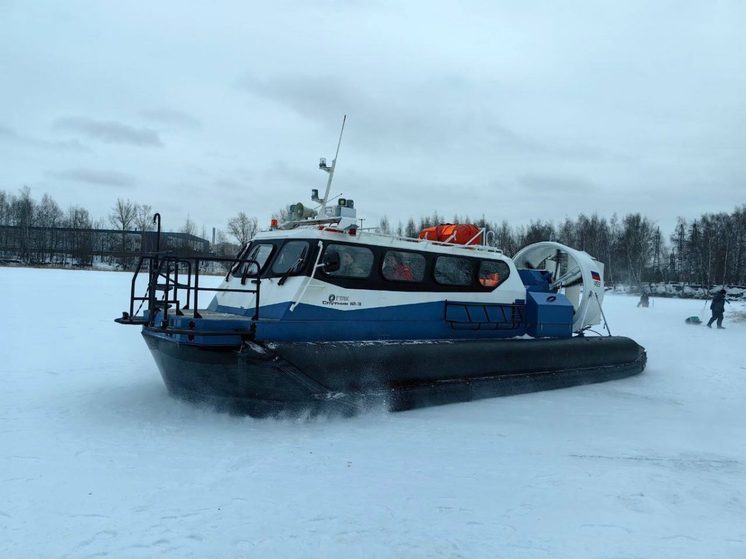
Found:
<box><xmin>252</xmin><ymin>225</ymin><xmax>508</xmax><ymax>261</ymax></box>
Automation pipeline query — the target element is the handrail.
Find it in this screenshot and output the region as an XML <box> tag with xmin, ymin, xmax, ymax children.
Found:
<box><xmin>362</xmin><ymin>230</ymin><xmax>503</xmax><ymax>253</ymax></box>
<box><xmin>117</xmin><ymin>253</ymin><xmax>261</xmax><ymax>327</ymax></box>
<box><xmin>444</xmin><ymin>300</ymin><xmax>525</xmax><ymax>330</ymax></box>
<box><xmin>289</xmin><ymin>240</ymin><xmax>324</xmax><ymax>312</ymax></box>
<box><xmin>465</xmin><ymin>227</ymin><xmax>486</xmax><ymax>246</ymax></box>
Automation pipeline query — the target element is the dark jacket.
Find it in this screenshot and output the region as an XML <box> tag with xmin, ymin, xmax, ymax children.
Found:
<box><xmin>710</xmin><ymin>292</ymin><xmax>727</xmax><ymax>313</ymax></box>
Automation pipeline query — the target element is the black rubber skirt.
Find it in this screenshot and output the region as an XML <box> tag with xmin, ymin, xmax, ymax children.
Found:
<box><xmin>143</xmin><ymin>333</ymin><xmax>647</xmax><ymax>416</ymax></box>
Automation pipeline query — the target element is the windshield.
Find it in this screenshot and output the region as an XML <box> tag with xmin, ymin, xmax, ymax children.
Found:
<box><xmin>271</xmin><ymin>241</ymin><xmax>309</xmax><ymax>275</ymax></box>
<box><xmin>233</xmin><ymin>242</ymin><xmax>274</xmax><ymax>277</ymax></box>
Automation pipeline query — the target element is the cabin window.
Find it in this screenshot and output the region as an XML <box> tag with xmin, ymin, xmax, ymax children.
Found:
<box><xmin>323</xmin><ymin>244</ymin><xmax>374</xmax><ymax>278</ymax></box>
<box><xmin>234</xmin><ymin>242</ymin><xmax>274</xmax><ymax>277</ymax></box>
<box><xmin>382</xmin><ymin>250</ymin><xmax>425</xmax><ymax>282</ymax></box>
<box><xmin>478</xmin><ymin>260</ymin><xmax>510</xmax><ymax>288</ymax></box>
<box><xmin>271</xmin><ymin>241</ymin><xmax>309</xmax><ymax>275</ymax></box>
<box><xmin>434</xmin><ymin>256</ymin><xmax>473</xmax><ymax>286</ymax></box>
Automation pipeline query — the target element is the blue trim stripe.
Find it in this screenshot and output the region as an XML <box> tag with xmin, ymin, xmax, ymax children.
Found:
<box><xmin>206</xmin><ymin>300</ymin><xmax>527</xmax><ymax>342</ymax></box>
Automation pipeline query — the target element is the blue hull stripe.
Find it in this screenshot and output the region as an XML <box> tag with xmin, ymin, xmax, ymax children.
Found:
<box><xmin>201</xmin><ymin>301</ymin><xmax>527</xmax><ymax>342</ymax></box>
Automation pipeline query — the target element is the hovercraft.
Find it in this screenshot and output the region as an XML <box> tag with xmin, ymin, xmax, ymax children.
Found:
<box><xmin>116</xmin><ymin>131</ymin><xmax>646</xmax><ymax>415</ymax></box>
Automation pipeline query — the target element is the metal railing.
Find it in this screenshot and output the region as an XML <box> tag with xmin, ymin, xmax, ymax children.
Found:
<box><xmin>117</xmin><ymin>253</ymin><xmax>262</xmax><ymax>328</ymax></box>
<box><xmin>444</xmin><ymin>301</ymin><xmax>525</xmax><ymax>330</ymax></box>
<box><xmin>361</xmin><ymin>228</ymin><xmax>504</xmax><ymax>254</ymax></box>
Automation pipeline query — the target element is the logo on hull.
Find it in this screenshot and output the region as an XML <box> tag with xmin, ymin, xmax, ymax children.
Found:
<box><xmin>322</xmin><ymin>293</ymin><xmax>362</xmax><ymax>307</ymax></box>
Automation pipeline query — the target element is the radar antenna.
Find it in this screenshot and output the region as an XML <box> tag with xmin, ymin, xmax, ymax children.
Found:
<box><xmin>315</xmin><ymin>114</ymin><xmax>346</xmax><ymax>213</ymax></box>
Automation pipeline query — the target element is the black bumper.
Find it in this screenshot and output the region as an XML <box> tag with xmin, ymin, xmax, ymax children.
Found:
<box><xmin>143</xmin><ymin>333</ymin><xmax>647</xmax><ymax>415</ymax></box>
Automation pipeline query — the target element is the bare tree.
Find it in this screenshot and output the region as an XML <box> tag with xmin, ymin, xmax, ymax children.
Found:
<box><xmin>494</xmin><ymin>220</ymin><xmax>518</xmax><ymax>255</ymax></box>
<box><xmin>519</xmin><ymin>220</ymin><xmax>555</xmax><ymax>247</ymax></box>
<box><xmin>732</xmin><ymin>206</ymin><xmax>746</xmax><ymax>284</ymax></box>
<box><xmin>404</xmin><ymin>218</ymin><xmax>417</xmax><ymax>238</ymax></box>
<box><xmin>134</xmin><ymin>204</ymin><xmax>154</xmax><ymax>232</ymax></box>
<box><xmin>181</xmin><ymin>215</ymin><xmax>197</xmax><ymax>236</ymax></box>
<box><xmin>10</xmin><ymin>186</ymin><xmax>35</xmax><ymax>261</ymax></box>
<box><xmin>618</xmin><ymin>213</ymin><xmax>655</xmax><ymax>286</ymax></box>
<box><xmin>109</xmin><ymin>198</ymin><xmax>136</xmax><ymax>266</ymax></box>
<box><xmin>0</xmin><ymin>189</ymin><xmax>9</xmax><ymax>226</ymax></box>
<box><xmin>109</xmin><ymin>198</ymin><xmax>136</xmax><ymax>231</ymax></box>
<box><xmin>37</xmin><ymin>194</ymin><xmax>63</xmax><ymax>227</ymax></box>
<box><xmin>11</xmin><ymin>186</ymin><xmax>35</xmax><ymax>227</ymax></box>
<box><xmin>0</xmin><ymin>190</ymin><xmax>8</xmax><ymax>253</ymax></box>
<box><xmin>37</xmin><ymin>193</ymin><xmax>63</xmax><ymax>262</ymax></box>
<box><xmin>227</xmin><ymin>212</ymin><xmax>258</xmax><ymax>245</ymax></box>
<box><xmin>66</xmin><ymin>206</ymin><xmax>93</xmax><ymax>266</ymax></box>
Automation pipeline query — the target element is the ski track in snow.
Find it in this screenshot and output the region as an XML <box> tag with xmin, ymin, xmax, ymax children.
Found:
<box><xmin>1</xmin><ymin>268</ymin><xmax>746</xmax><ymax>558</ymax></box>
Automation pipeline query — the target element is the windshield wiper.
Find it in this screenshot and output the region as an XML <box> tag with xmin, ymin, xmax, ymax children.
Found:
<box><xmin>278</xmin><ymin>249</ymin><xmax>307</xmax><ymax>286</ymax></box>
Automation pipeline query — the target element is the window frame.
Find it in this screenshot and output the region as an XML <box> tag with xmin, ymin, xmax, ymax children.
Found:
<box><xmin>234</xmin><ymin>238</ymin><xmax>513</xmax><ymax>293</ymax></box>
<box><xmin>321</xmin><ymin>243</ymin><xmax>375</xmax><ymax>280</ymax></box>
<box><xmin>270</xmin><ymin>240</ymin><xmax>311</xmax><ymax>277</ymax></box>
<box><xmin>381</xmin><ymin>249</ymin><xmax>427</xmax><ymax>283</ymax></box>
<box><xmin>232</xmin><ymin>241</ymin><xmax>277</xmax><ymax>278</ymax></box>
<box><xmin>476</xmin><ymin>259</ymin><xmax>510</xmax><ymax>290</ymax></box>
<box><xmin>433</xmin><ymin>255</ymin><xmax>475</xmax><ymax>287</ymax></box>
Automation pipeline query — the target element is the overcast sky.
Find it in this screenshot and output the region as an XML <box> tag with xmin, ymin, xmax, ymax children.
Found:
<box><xmin>2</xmin><ymin>1</ymin><xmax>744</xmax><ymax>237</ymax></box>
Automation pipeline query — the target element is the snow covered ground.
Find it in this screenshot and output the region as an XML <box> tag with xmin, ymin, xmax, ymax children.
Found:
<box><xmin>2</xmin><ymin>267</ymin><xmax>745</xmax><ymax>559</ymax></box>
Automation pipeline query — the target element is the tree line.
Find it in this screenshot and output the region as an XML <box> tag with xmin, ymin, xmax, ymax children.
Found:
<box><xmin>0</xmin><ymin>187</ymin><xmax>256</xmax><ymax>267</ymax></box>
<box><xmin>378</xmin><ymin>206</ymin><xmax>746</xmax><ymax>286</ymax></box>
<box><xmin>1</xmin><ymin>186</ymin><xmax>744</xmax><ymax>287</ymax></box>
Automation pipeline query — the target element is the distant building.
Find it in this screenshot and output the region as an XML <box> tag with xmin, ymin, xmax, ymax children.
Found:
<box><xmin>0</xmin><ymin>225</ymin><xmax>211</xmax><ymax>267</ymax></box>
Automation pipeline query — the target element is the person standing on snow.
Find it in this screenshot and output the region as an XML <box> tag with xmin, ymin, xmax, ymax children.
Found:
<box><xmin>707</xmin><ymin>289</ymin><xmax>729</xmax><ymax>329</ymax></box>
<box><xmin>637</xmin><ymin>291</ymin><xmax>650</xmax><ymax>308</ymax></box>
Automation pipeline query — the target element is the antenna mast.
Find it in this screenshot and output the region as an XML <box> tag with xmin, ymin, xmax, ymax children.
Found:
<box><xmin>317</xmin><ymin>114</ymin><xmax>347</xmax><ymax>213</ymax></box>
